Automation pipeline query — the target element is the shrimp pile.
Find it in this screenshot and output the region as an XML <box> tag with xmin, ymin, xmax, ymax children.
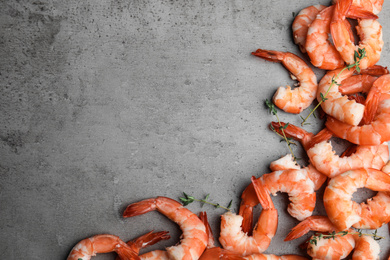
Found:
<box><xmin>66</xmin><ymin>0</ymin><xmax>390</xmax><ymax>259</ymax></box>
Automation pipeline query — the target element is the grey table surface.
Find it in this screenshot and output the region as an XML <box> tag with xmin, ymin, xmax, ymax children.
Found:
<box><xmin>1</xmin><ymin>0</ymin><xmax>390</xmax><ymax>259</ymax></box>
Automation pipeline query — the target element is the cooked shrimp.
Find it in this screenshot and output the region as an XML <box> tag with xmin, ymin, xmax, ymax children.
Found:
<box><xmin>270</xmin><ymin>122</ymin><xmax>388</xmax><ymax>178</ymax></box>
<box><xmin>305</xmin><ymin>5</ymin><xmax>377</xmax><ymax>70</ymax></box>
<box><xmin>324</xmin><ymin>168</ymin><xmax>390</xmax><ymax>231</ymax></box>
<box><xmin>332</xmin><ymin>0</ymin><xmax>384</xmax><ymax>14</ymax></box>
<box><xmin>318</xmin><ymin>67</ymin><xmax>365</xmax><ymax>126</ymax></box>
<box><xmin>219</xmin><ymin>176</ymin><xmax>278</xmax><ymax>256</ymax></box>
<box><xmin>292</xmin><ymin>5</ymin><xmax>326</xmax><ymax>53</ymax></box>
<box><xmin>285</xmin><ymin>216</ymin><xmax>380</xmax><ymax>259</ymax></box>
<box><xmin>325</xmin><ymin>76</ymin><xmax>390</xmax><ymax>145</ymax></box>
<box><xmin>123</xmin><ymin>196</ymin><xmax>208</xmax><ymax>260</ymax></box>
<box><xmin>331</xmin><ymin>0</ymin><xmax>383</xmax><ymax>70</ymax></box>
<box><xmin>67</xmin><ymin>234</ymin><xmax>138</xmax><ymax>260</ymax></box>
<box><xmin>200</xmin><ymin>247</ymin><xmax>309</xmax><ymax>260</ymax></box>
<box><xmin>252</xmin><ymin>49</ymin><xmax>317</xmax><ymax>114</ymax></box>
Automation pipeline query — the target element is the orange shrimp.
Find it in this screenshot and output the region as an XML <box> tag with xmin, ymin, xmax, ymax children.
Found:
<box><xmin>305</xmin><ymin>5</ymin><xmax>377</xmax><ymax>70</ymax></box>
<box><xmin>270</xmin><ymin>122</ymin><xmax>388</xmax><ymax>178</ymax></box>
<box><xmin>252</xmin><ymin>49</ymin><xmax>317</xmax><ymax>114</ymax></box>
<box><xmin>292</xmin><ymin>5</ymin><xmax>326</xmax><ymax>53</ymax></box>
<box><xmin>325</xmin><ymin>76</ymin><xmax>390</xmax><ymax>145</ymax></box>
<box><xmin>331</xmin><ymin>0</ymin><xmax>383</xmax><ymax>70</ymax></box>
<box><xmin>324</xmin><ymin>168</ymin><xmax>390</xmax><ymax>231</ymax></box>
<box><xmin>285</xmin><ymin>216</ymin><xmax>380</xmax><ymax>259</ymax></box>
<box><xmin>317</xmin><ymin>67</ymin><xmax>365</xmax><ymax>126</ymax></box>
<box><xmin>219</xmin><ymin>176</ymin><xmax>277</xmax><ymax>256</ymax></box>
<box><xmin>123</xmin><ymin>196</ymin><xmax>208</xmax><ymax>260</ymax></box>
<box><xmin>67</xmin><ymin>234</ymin><xmax>139</xmax><ymax>260</ymax></box>
<box><xmin>332</xmin><ymin>0</ymin><xmax>384</xmax><ymax>14</ymax></box>
<box><xmin>199</xmin><ymin>247</ymin><xmax>309</xmax><ymax>260</ymax></box>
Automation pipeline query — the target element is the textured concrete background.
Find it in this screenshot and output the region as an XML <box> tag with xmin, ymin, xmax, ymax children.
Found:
<box><xmin>1</xmin><ymin>0</ymin><xmax>390</xmax><ymax>259</ymax></box>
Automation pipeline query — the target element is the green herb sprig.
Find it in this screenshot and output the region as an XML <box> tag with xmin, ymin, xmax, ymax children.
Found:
<box><xmin>300</xmin><ymin>48</ymin><xmax>366</xmax><ymax>126</ymax></box>
<box><xmin>266</xmin><ymin>99</ymin><xmax>297</xmax><ymax>160</ymax></box>
<box><xmin>179</xmin><ymin>192</ymin><xmax>232</xmax><ymax>211</ymax></box>
<box><xmin>309</xmin><ymin>228</ymin><xmax>384</xmax><ymax>246</ymax></box>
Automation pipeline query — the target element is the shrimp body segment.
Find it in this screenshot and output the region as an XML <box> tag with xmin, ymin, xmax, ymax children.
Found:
<box><xmin>67</xmin><ymin>234</ymin><xmax>138</xmax><ymax>260</ymax></box>
<box><xmin>219</xmin><ymin>177</ymin><xmax>278</xmax><ymax>256</ymax></box>
<box><xmin>123</xmin><ymin>196</ymin><xmax>208</xmax><ymax>260</ymax></box>
<box><xmin>331</xmin><ymin>0</ymin><xmax>383</xmax><ymax>70</ymax></box>
<box><xmin>252</xmin><ymin>49</ymin><xmax>317</xmax><ymax>114</ymax></box>
<box><xmin>332</xmin><ymin>0</ymin><xmax>384</xmax><ymax>14</ymax></box>
<box><xmin>292</xmin><ymin>5</ymin><xmax>326</xmax><ymax>53</ymax></box>
<box><xmin>324</xmin><ymin>168</ymin><xmax>390</xmax><ymax>231</ymax></box>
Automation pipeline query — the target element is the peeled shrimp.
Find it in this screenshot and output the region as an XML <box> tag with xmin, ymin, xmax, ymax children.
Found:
<box><xmin>285</xmin><ymin>216</ymin><xmax>380</xmax><ymax>259</ymax></box>
<box><xmin>326</xmin><ymin>76</ymin><xmax>390</xmax><ymax>145</ymax></box>
<box><xmin>331</xmin><ymin>0</ymin><xmax>383</xmax><ymax>70</ymax></box>
<box><xmin>252</xmin><ymin>49</ymin><xmax>317</xmax><ymax>114</ymax></box>
<box><xmin>270</xmin><ymin>122</ymin><xmax>388</xmax><ymax>178</ymax></box>
<box><xmin>292</xmin><ymin>5</ymin><xmax>326</xmax><ymax>53</ymax></box>
<box><xmin>219</xmin><ymin>176</ymin><xmax>277</xmax><ymax>256</ymax></box>
<box><xmin>199</xmin><ymin>212</ymin><xmax>308</xmax><ymax>260</ymax></box>
<box><xmin>67</xmin><ymin>234</ymin><xmax>138</xmax><ymax>260</ymax></box>
<box><xmin>123</xmin><ymin>196</ymin><xmax>208</xmax><ymax>260</ymax></box>
<box><xmin>324</xmin><ymin>168</ymin><xmax>390</xmax><ymax>231</ymax></box>
<box><xmin>332</xmin><ymin>0</ymin><xmax>384</xmax><ymax>14</ymax></box>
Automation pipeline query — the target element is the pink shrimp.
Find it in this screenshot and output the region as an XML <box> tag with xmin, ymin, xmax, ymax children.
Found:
<box><xmin>252</xmin><ymin>49</ymin><xmax>317</xmax><ymax>114</ymax></box>
<box><xmin>325</xmin><ymin>75</ymin><xmax>390</xmax><ymax>145</ymax></box>
<box><xmin>305</xmin><ymin>5</ymin><xmax>377</xmax><ymax>70</ymax></box>
<box><xmin>66</xmin><ymin>234</ymin><xmax>139</xmax><ymax>260</ymax></box>
<box><xmin>292</xmin><ymin>5</ymin><xmax>326</xmax><ymax>53</ymax></box>
<box><xmin>324</xmin><ymin>168</ymin><xmax>390</xmax><ymax>231</ymax></box>
<box><xmin>123</xmin><ymin>196</ymin><xmax>208</xmax><ymax>260</ymax></box>
<box><xmin>285</xmin><ymin>216</ymin><xmax>380</xmax><ymax>259</ymax></box>
<box><xmin>270</xmin><ymin>122</ymin><xmax>388</xmax><ymax>178</ymax></box>
<box><xmin>219</xmin><ymin>176</ymin><xmax>278</xmax><ymax>256</ymax></box>
<box><xmin>332</xmin><ymin>0</ymin><xmax>384</xmax><ymax>14</ymax></box>
<box><xmin>331</xmin><ymin>0</ymin><xmax>383</xmax><ymax>70</ymax></box>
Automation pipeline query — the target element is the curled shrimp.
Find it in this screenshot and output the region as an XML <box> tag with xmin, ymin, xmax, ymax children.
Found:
<box><xmin>292</xmin><ymin>5</ymin><xmax>326</xmax><ymax>53</ymax></box>
<box><xmin>324</xmin><ymin>168</ymin><xmax>390</xmax><ymax>231</ymax></box>
<box><xmin>239</xmin><ymin>159</ymin><xmax>325</xmax><ymax>230</ymax></box>
<box><xmin>219</xmin><ymin>176</ymin><xmax>278</xmax><ymax>256</ymax></box>
<box><xmin>123</xmin><ymin>196</ymin><xmax>208</xmax><ymax>260</ymax></box>
<box><xmin>318</xmin><ymin>67</ymin><xmax>364</xmax><ymax>126</ymax></box>
<box><xmin>270</xmin><ymin>122</ymin><xmax>388</xmax><ymax>178</ymax></box>
<box><xmin>332</xmin><ymin>0</ymin><xmax>384</xmax><ymax>14</ymax></box>
<box><xmin>285</xmin><ymin>216</ymin><xmax>380</xmax><ymax>259</ymax></box>
<box><xmin>252</xmin><ymin>49</ymin><xmax>317</xmax><ymax>114</ymax></box>
<box><xmin>331</xmin><ymin>0</ymin><xmax>383</xmax><ymax>70</ymax></box>
<box><xmin>67</xmin><ymin>234</ymin><xmax>138</xmax><ymax>260</ymax></box>
<box><xmin>325</xmin><ymin>75</ymin><xmax>390</xmax><ymax>145</ymax></box>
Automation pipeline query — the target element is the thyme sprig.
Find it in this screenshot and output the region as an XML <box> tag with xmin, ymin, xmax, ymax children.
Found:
<box><xmin>300</xmin><ymin>48</ymin><xmax>366</xmax><ymax>126</ymax></box>
<box><xmin>309</xmin><ymin>229</ymin><xmax>384</xmax><ymax>246</ymax></box>
<box><xmin>266</xmin><ymin>99</ymin><xmax>297</xmax><ymax>160</ymax></box>
<box><xmin>179</xmin><ymin>192</ymin><xmax>232</xmax><ymax>211</ymax></box>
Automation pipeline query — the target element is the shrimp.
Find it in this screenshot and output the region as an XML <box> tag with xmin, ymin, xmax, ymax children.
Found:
<box><xmin>219</xmin><ymin>176</ymin><xmax>278</xmax><ymax>256</ymax></box>
<box><xmin>323</xmin><ymin>168</ymin><xmax>390</xmax><ymax>231</ymax></box>
<box><xmin>332</xmin><ymin>0</ymin><xmax>384</xmax><ymax>14</ymax></box>
<box><xmin>239</xmin><ymin>154</ymin><xmax>327</xmax><ymax>234</ymax></box>
<box><xmin>270</xmin><ymin>122</ymin><xmax>388</xmax><ymax>178</ymax></box>
<box><xmin>305</xmin><ymin>5</ymin><xmax>377</xmax><ymax>70</ymax></box>
<box><xmin>67</xmin><ymin>234</ymin><xmax>139</xmax><ymax>260</ymax></box>
<box><xmin>285</xmin><ymin>216</ymin><xmax>380</xmax><ymax>259</ymax></box>
<box><xmin>292</xmin><ymin>5</ymin><xmax>326</xmax><ymax>53</ymax></box>
<box><xmin>317</xmin><ymin>67</ymin><xmax>364</xmax><ymax>126</ymax></box>
<box><xmin>252</xmin><ymin>49</ymin><xmax>317</xmax><ymax>114</ymax></box>
<box><xmin>325</xmin><ymin>76</ymin><xmax>390</xmax><ymax>145</ymax></box>
<box><xmin>331</xmin><ymin>0</ymin><xmax>383</xmax><ymax>70</ymax></box>
<box><xmin>123</xmin><ymin>196</ymin><xmax>208</xmax><ymax>260</ymax></box>
<box><xmin>199</xmin><ymin>247</ymin><xmax>309</xmax><ymax>260</ymax></box>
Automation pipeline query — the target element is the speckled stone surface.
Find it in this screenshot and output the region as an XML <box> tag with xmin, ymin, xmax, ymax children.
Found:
<box><xmin>1</xmin><ymin>0</ymin><xmax>390</xmax><ymax>259</ymax></box>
